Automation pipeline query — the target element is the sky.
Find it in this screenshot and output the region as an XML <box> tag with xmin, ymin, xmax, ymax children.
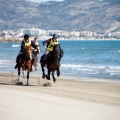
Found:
<box><xmin>27</xmin><ymin>0</ymin><xmax>64</xmax><ymax>3</ymax></box>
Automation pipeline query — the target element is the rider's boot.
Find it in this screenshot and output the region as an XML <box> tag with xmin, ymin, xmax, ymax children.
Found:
<box><xmin>15</xmin><ymin>55</ymin><xmax>20</xmax><ymax>69</ymax></box>
<box><xmin>59</xmin><ymin>62</ymin><xmax>61</xmax><ymax>66</ymax></box>
<box><xmin>15</xmin><ymin>59</ymin><xmax>19</xmax><ymax>69</ymax></box>
<box><xmin>44</xmin><ymin>54</ymin><xmax>47</xmax><ymax>63</ymax></box>
<box><xmin>44</xmin><ymin>54</ymin><xmax>47</xmax><ymax>67</ymax></box>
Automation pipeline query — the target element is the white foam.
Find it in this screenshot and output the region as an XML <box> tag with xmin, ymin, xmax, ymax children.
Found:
<box><xmin>12</xmin><ymin>44</ymin><xmax>20</xmax><ymax>47</ymax></box>
<box><xmin>0</xmin><ymin>60</ymin><xmax>13</xmax><ymax>64</ymax></box>
<box><xmin>61</xmin><ymin>64</ymin><xmax>107</xmax><ymax>69</ymax></box>
<box><xmin>61</xmin><ymin>64</ymin><xmax>120</xmax><ymax>76</ymax></box>
<box><xmin>81</xmin><ymin>48</ymin><xmax>87</xmax><ymax>50</ymax></box>
<box><xmin>110</xmin><ymin>50</ymin><xmax>120</xmax><ymax>53</ymax></box>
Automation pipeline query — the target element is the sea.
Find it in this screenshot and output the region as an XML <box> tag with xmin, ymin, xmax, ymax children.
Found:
<box><xmin>0</xmin><ymin>40</ymin><xmax>120</xmax><ymax>80</ymax></box>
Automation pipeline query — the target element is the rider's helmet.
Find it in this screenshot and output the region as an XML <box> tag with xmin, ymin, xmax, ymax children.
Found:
<box><xmin>53</xmin><ymin>34</ymin><xmax>57</xmax><ymax>39</ymax></box>
<box><xmin>24</xmin><ymin>34</ymin><xmax>29</xmax><ymax>39</ymax></box>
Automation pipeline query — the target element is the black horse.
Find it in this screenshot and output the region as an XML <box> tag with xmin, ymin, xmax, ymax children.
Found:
<box><xmin>40</xmin><ymin>44</ymin><xmax>63</xmax><ymax>83</ymax></box>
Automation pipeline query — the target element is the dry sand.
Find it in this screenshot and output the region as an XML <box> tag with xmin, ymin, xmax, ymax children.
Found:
<box><xmin>0</xmin><ymin>72</ymin><xmax>120</xmax><ymax>120</ymax></box>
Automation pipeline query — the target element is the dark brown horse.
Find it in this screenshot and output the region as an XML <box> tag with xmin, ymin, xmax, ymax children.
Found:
<box><xmin>32</xmin><ymin>50</ymin><xmax>38</xmax><ymax>71</ymax></box>
<box><xmin>32</xmin><ymin>45</ymin><xmax>40</xmax><ymax>71</ymax></box>
<box><xmin>17</xmin><ymin>46</ymin><xmax>33</xmax><ymax>85</ymax></box>
<box><xmin>40</xmin><ymin>44</ymin><xmax>63</xmax><ymax>83</ymax></box>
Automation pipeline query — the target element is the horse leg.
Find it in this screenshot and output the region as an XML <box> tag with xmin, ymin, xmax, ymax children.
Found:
<box><xmin>33</xmin><ymin>58</ymin><xmax>35</xmax><ymax>71</ymax></box>
<box><xmin>52</xmin><ymin>71</ymin><xmax>56</xmax><ymax>83</ymax></box>
<box><xmin>35</xmin><ymin>55</ymin><xmax>38</xmax><ymax>71</ymax></box>
<box><xmin>41</xmin><ymin>65</ymin><xmax>46</xmax><ymax>78</ymax></box>
<box><xmin>57</xmin><ymin>67</ymin><xmax>60</xmax><ymax>77</ymax></box>
<box><xmin>26</xmin><ymin>70</ymin><xmax>30</xmax><ymax>86</ymax></box>
<box><xmin>46</xmin><ymin>69</ymin><xmax>50</xmax><ymax>80</ymax></box>
<box><xmin>18</xmin><ymin>67</ymin><xmax>20</xmax><ymax>82</ymax></box>
<box><xmin>22</xmin><ymin>70</ymin><xmax>26</xmax><ymax>78</ymax></box>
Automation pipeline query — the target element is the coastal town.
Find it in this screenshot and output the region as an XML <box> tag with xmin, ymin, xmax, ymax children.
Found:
<box><xmin>0</xmin><ymin>28</ymin><xmax>120</xmax><ymax>42</ymax></box>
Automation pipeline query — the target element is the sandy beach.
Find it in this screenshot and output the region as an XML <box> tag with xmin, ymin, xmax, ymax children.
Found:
<box><xmin>0</xmin><ymin>72</ymin><xmax>120</xmax><ymax>120</ymax></box>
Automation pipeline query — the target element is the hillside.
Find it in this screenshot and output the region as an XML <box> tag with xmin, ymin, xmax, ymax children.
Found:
<box><xmin>0</xmin><ymin>0</ymin><xmax>120</xmax><ymax>33</ymax></box>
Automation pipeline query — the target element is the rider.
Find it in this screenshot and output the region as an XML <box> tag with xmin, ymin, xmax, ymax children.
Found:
<box><xmin>15</xmin><ymin>34</ymin><xmax>37</xmax><ymax>69</ymax></box>
<box><xmin>42</xmin><ymin>34</ymin><xmax>58</xmax><ymax>62</ymax></box>
<box><xmin>32</xmin><ymin>37</ymin><xmax>40</xmax><ymax>71</ymax></box>
<box><xmin>33</xmin><ymin>37</ymin><xmax>40</xmax><ymax>54</ymax></box>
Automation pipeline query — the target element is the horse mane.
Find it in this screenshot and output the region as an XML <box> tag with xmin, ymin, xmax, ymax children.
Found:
<box><xmin>60</xmin><ymin>48</ymin><xmax>64</xmax><ymax>58</ymax></box>
<box><xmin>55</xmin><ymin>44</ymin><xmax>64</xmax><ymax>58</ymax></box>
<box><xmin>47</xmin><ymin>51</ymin><xmax>55</xmax><ymax>64</ymax></box>
<box><xmin>22</xmin><ymin>46</ymin><xmax>32</xmax><ymax>61</ymax></box>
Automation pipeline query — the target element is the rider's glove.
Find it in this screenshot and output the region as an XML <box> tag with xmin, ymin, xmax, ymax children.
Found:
<box><xmin>44</xmin><ymin>46</ymin><xmax>47</xmax><ymax>49</ymax></box>
<box><xmin>34</xmin><ymin>49</ymin><xmax>37</xmax><ymax>52</ymax></box>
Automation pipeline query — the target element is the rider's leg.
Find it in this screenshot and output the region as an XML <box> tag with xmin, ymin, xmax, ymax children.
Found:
<box><xmin>15</xmin><ymin>55</ymin><xmax>20</xmax><ymax>69</ymax></box>
<box><xmin>15</xmin><ymin>52</ymin><xmax>23</xmax><ymax>69</ymax></box>
<box><xmin>44</xmin><ymin>50</ymin><xmax>49</xmax><ymax>61</ymax></box>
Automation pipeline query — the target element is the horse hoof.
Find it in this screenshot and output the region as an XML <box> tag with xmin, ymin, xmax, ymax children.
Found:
<box><xmin>16</xmin><ymin>81</ymin><xmax>23</xmax><ymax>85</ymax></box>
<box><xmin>42</xmin><ymin>75</ymin><xmax>46</xmax><ymax>79</ymax></box>
<box><xmin>46</xmin><ymin>76</ymin><xmax>50</xmax><ymax>80</ymax></box>
<box><xmin>46</xmin><ymin>78</ymin><xmax>50</xmax><ymax>80</ymax></box>
<box><xmin>23</xmin><ymin>75</ymin><xmax>26</xmax><ymax>78</ymax></box>
<box><xmin>57</xmin><ymin>72</ymin><xmax>60</xmax><ymax>77</ymax></box>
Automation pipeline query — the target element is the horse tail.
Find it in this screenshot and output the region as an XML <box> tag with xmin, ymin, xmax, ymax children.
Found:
<box><xmin>60</xmin><ymin>49</ymin><xmax>64</xmax><ymax>58</ymax></box>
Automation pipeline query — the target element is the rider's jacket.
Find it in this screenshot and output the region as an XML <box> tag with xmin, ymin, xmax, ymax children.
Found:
<box><xmin>34</xmin><ymin>41</ymin><xmax>39</xmax><ymax>46</ymax></box>
<box><xmin>33</xmin><ymin>41</ymin><xmax>40</xmax><ymax>54</ymax></box>
<box><xmin>21</xmin><ymin>39</ymin><xmax>37</xmax><ymax>52</ymax></box>
<box><xmin>24</xmin><ymin>40</ymin><xmax>31</xmax><ymax>47</ymax></box>
<box><xmin>47</xmin><ymin>39</ymin><xmax>58</xmax><ymax>51</ymax></box>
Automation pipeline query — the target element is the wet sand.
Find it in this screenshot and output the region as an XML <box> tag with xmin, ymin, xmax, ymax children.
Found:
<box><xmin>0</xmin><ymin>72</ymin><xmax>120</xmax><ymax>120</ymax></box>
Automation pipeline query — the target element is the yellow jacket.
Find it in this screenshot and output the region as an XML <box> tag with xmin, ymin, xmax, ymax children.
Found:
<box><xmin>47</xmin><ymin>39</ymin><xmax>58</xmax><ymax>51</ymax></box>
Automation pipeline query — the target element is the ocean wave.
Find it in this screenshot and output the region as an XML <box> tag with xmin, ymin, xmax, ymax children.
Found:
<box><xmin>81</xmin><ymin>48</ymin><xmax>87</xmax><ymax>50</ymax></box>
<box><xmin>61</xmin><ymin>64</ymin><xmax>106</xmax><ymax>69</ymax></box>
<box><xmin>0</xmin><ymin>60</ymin><xmax>13</xmax><ymax>64</ymax></box>
<box><xmin>12</xmin><ymin>44</ymin><xmax>20</xmax><ymax>47</ymax></box>
<box><xmin>61</xmin><ymin>64</ymin><xmax>120</xmax><ymax>76</ymax></box>
<box><xmin>110</xmin><ymin>50</ymin><xmax>120</xmax><ymax>53</ymax></box>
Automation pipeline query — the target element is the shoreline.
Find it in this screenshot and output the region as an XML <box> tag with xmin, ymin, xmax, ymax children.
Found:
<box><xmin>0</xmin><ymin>37</ymin><xmax>120</xmax><ymax>42</ymax></box>
<box><xmin>0</xmin><ymin>70</ymin><xmax>120</xmax><ymax>82</ymax></box>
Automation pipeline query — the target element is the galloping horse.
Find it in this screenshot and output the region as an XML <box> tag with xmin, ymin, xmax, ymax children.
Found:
<box><xmin>32</xmin><ymin>45</ymin><xmax>40</xmax><ymax>71</ymax></box>
<box><xmin>40</xmin><ymin>44</ymin><xmax>63</xmax><ymax>83</ymax></box>
<box><xmin>17</xmin><ymin>46</ymin><xmax>33</xmax><ymax>85</ymax></box>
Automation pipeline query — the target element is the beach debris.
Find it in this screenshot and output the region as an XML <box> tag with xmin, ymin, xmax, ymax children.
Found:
<box><xmin>16</xmin><ymin>81</ymin><xmax>23</xmax><ymax>85</ymax></box>
<box><xmin>38</xmin><ymin>77</ymin><xmax>41</xmax><ymax>86</ymax></box>
<box><xmin>43</xmin><ymin>82</ymin><xmax>52</xmax><ymax>87</ymax></box>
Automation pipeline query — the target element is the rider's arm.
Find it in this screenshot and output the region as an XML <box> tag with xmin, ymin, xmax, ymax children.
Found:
<box><xmin>21</xmin><ymin>41</ymin><xmax>25</xmax><ymax>51</ymax></box>
<box><xmin>31</xmin><ymin>41</ymin><xmax>37</xmax><ymax>49</ymax></box>
<box><xmin>42</xmin><ymin>39</ymin><xmax>50</xmax><ymax>46</ymax></box>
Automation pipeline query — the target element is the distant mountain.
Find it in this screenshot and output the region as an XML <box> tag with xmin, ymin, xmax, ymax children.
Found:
<box><xmin>106</xmin><ymin>0</ymin><xmax>120</xmax><ymax>4</ymax></box>
<box><xmin>0</xmin><ymin>0</ymin><xmax>120</xmax><ymax>33</ymax></box>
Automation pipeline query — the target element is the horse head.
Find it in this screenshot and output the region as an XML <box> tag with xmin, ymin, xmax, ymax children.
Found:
<box><xmin>53</xmin><ymin>44</ymin><xmax>63</xmax><ymax>61</ymax></box>
<box><xmin>23</xmin><ymin>46</ymin><xmax>32</xmax><ymax>61</ymax></box>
